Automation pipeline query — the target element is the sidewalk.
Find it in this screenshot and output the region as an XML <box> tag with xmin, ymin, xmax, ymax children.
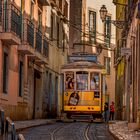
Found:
<box><xmin>14</xmin><ymin>119</ymin><xmax>56</xmax><ymax>132</ymax></box>
<box><xmin>109</xmin><ymin>121</ymin><xmax>140</xmax><ymax>140</ymax></box>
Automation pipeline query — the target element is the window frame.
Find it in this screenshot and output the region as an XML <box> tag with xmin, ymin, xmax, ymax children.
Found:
<box><xmin>104</xmin><ymin>57</ymin><xmax>111</xmax><ymax>75</ymax></box>
<box><xmin>19</xmin><ymin>61</ymin><xmax>23</xmax><ymax>97</ymax></box>
<box><xmin>3</xmin><ymin>51</ymin><xmax>8</xmax><ymax>94</ymax></box>
<box><xmin>104</xmin><ymin>15</ymin><xmax>111</xmax><ymax>48</ymax></box>
<box><xmin>30</xmin><ymin>0</ymin><xmax>34</xmax><ymax>20</ymax></box>
<box><xmin>89</xmin><ymin>10</ymin><xmax>96</xmax><ymax>44</ymax></box>
<box><xmin>38</xmin><ymin>8</ymin><xmax>42</xmax><ymax>30</ymax></box>
<box><xmin>50</xmin><ymin>13</ymin><xmax>54</xmax><ymax>39</ymax></box>
<box><xmin>57</xmin><ymin>22</ymin><xmax>59</xmax><ymax>47</ymax></box>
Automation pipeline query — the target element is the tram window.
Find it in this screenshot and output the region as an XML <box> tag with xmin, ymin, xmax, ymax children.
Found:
<box><xmin>90</xmin><ymin>73</ymin><xmax>99</xmax><ymax>90</ymax></box>
<box><xmin>65</xmin><ymin>72</ymin><xmax>74</xmax><ymax>90</ymax></box>
<box><xmin>76</xmin><ymin>71</ymin><xmax>88</xmax><ymax>90</ymax></box>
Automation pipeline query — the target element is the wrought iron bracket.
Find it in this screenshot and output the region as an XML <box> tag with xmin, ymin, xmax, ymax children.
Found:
<box><xmin>103</xmin><ymin>19</ymin><xmax>126</xmax><ymax>29</ymax></box>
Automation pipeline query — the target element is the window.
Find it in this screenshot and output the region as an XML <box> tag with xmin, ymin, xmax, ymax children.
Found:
<box><xmin>57</xmin><ymin>22</ymin><xmax>59</xmax><ymax>47</ymax></box>
<box><xmin>38</xmin><ymin>9</ymin><xmax>42</xmax><ymax>30</ymax></box>
<box><xmin>89</xmin><ymin>10</ymin><xmax>96</xmax><ymax>44</ymax></box>
<box><xmin>62</xmin><ymin>28</ymin><xmax>65</xmax><ymax>52</ymax></box>
<box><xmin>64</xmin><ymin>0</ymin><xmax>68</xmax><ymax>18</ymax></box>
<box><xmin>3</xmin><ymin>52</ymin><xmax>8</xmax><ymax>93</ymax></box>
<box><xmin>65</xmin><ymin>72</ymin><xmax>74</xmax><ymax>90</ymax></box>
<box><xmin>104</xmin><ymin>57</ymin><xmax>111</xmax><ymax>74</ymax></box>
<box><xmin>19</xmin><ymin>61</ymin><xmax>23</xmax><ymax>97</ymax></box>
<box><xmin>104</xmin><ymin>16</ymin><xmax>111</xmax><ymax>48</ymax></box>
<box><xmin>76</xmin><ymin>71</ymin><xmax>88</xmax><ymax>90</ymax></box>
<box><xmin>51</xmin><ymin>13</ymin><xmax>53</xmax><ymax>39</ymax></box>
<box><xmin>30</xmin><ymin>0</ymin><xmax>34</xmax><ymax>20</ymax></box>
<box><xmin>55</xmin><ymin>76</ymin><xmax>58</xmax><ymax>100</ymax></box>
<box><xmin>0</xmin><ymin>0</ymin><xmax>2</xmax><ymax>23</ymax></box>
<box><xmin>90</xmin><ymin>72</ymin><xmax>100</xmax><ymax>90</ymax></box>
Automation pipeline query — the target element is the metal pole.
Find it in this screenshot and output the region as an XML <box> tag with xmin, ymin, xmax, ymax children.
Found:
<box><xmin>0</xmin><ymin>109</ymin><xmax>4</xmax><ymax>136</ymax></box>
<box><xmin>11</xmin><ymin>123</ymin><xmax>16</xmax><ymax>140</ymax></box>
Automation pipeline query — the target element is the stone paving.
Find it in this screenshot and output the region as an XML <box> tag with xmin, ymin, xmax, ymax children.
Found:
<box><xmin>12</xmin><ymin>119</ymin><xmax>140</xmax><ymax>140</ymax></box>
<box><xmin>109</xmin><ymin>121</ymin><xmax>140</xmax><ymax>140</ymax></box>
<box><xmin>14</xmin><ymin>119</ymin><xmax>56</xmax><ymax>131</ymax></box>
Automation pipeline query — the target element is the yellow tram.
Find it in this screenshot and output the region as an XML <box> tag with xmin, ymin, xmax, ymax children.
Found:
<box><xmin>61</xmin><ymin>60</ymin><xmax>105</xmax><ymax>119</ymax></box>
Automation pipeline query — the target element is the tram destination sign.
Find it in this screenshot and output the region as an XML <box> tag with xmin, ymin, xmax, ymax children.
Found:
<box><xmin>68</xmin><ymin>55</ymin><xmax>97</xmax><ymax>62</ymax></box>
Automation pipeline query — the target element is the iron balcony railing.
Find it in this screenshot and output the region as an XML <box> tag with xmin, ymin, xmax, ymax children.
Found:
<box><xmin>27</xmin><ymin>20</ymin><xmax>34</xmax><ymax>47</ymax></box>
<box><xmin>36</xmin><ymin>28</ymin><xmax>42</xmax><ymax>52</ymax></box>
<box><xmin>22</xmin><ymin>18</ymin><xmax>34</xmax><ymax>47</ymax></box>
<box><xmin>2</xmin><ymin>2</ymin><xmax>21</xmax><ymax>38</ymax></box>
<box><xmin>43</xmin><ymin>36</ymin><xmax>49</xmax><ymax>57</ymax></box>
<box><xmin>23</xmin><ymin>19</ymin><xmax>34</xmax><ymax>47</ymax></box>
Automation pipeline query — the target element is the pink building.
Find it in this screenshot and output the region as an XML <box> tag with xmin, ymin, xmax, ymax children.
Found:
<box><xmin>0</xmin><ymin>0</ymin><xmax>49</xmax><ymax>120</ymax></box>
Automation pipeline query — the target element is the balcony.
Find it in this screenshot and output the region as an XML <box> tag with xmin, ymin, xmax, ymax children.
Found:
<box><xmin>18</xmin><ymin>18</ymin><xmax>48</xmax><ymax>65</ymax></box>
<box><xmin>0</xmin><ymin>2</ymin><xmax>21</xmax><ymax>45</ymax></box>
<box><xmin>33</xmin><ymin>34</ymin><xmax>48</xmax><ymax>65</ymax></box>
<box><xmin>18</xmin><ymin>18</ymin><xmax>35</xmax><ymax>55</ymax></box>
<box><xmin>38</xmin><ymin>0</ymin><xmax>49</xmax><ymax>6</ymax></box>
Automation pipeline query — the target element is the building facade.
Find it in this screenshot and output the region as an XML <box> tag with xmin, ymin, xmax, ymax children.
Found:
<box><xmin>44</xmin><ymin>0</ymin><xmax>69</xmax><ymax>118</ymax></box>
<box><xmin>69</xmin><ymin>0</ymin><xmax>116</xmax><ymax>107</ymax></box>
<box><xmin>0</xmin><ymin>0</ymin><xmax>69</xmax><ymax>120</ymax></box>
<box><xmin>114</xmin><ymin>0</ymin><xmax>140</xmax><ymax>126</ymax></box>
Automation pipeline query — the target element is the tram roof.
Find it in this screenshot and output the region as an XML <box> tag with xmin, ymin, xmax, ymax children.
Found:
<box><xmin>61</xmin><ymin>60</ymin><xmax>104</xmax><ymax>69</ymax></box>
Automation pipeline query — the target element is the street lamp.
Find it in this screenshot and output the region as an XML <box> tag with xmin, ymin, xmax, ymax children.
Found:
<box><xmin>99</xmin><ymin>5</ymin><xmax>126</xmax><ymax>29</ymax></box>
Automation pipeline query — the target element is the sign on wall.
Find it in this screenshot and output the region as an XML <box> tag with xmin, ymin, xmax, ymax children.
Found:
<box><xmin>121</xmin><ymin>48</ymin><xmax>132</xmax><ymax>56</ymax></box>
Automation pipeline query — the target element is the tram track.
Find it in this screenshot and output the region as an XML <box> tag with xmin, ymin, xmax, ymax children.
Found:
<box><xmin>84</xmin><ymin>123</ymin><xmax>91</xmax><ymax>140</ymax></box>
<box><xmin>50</xmin><ymin>123</ymin><xmax>74</xmax><ymax>140</ymax></box>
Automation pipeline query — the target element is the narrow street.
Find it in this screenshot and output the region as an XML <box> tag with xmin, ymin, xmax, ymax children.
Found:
<box><xmin>18</xmin><ymin>122</ymin><xmax>115</xmax><ymax>140</ymax></box>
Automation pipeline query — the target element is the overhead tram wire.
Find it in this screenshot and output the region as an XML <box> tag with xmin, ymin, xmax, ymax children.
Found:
<box><xmin>45</xmin><ymin>6</ymin><xmax>116</xmax><ymax>51</ymax></box>
<box><xmin>60</xmin><ymin>16</ymin><xmax>116</xmax><ymax>51</ymax></box>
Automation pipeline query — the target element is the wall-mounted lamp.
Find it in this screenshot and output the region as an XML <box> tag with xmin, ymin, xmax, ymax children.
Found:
<box><xmin>99</xmin><ymin>5</ymin><xmax>126</xmax><ymax>29</ymax></box>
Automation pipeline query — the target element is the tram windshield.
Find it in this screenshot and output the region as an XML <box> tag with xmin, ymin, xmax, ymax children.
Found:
<box><xmin>76</xmin><ymin>71</ymin><xmax>88</xmax><ymax>90</ymax></box>
<box><xmin>90</xmin><ymin>72</ymin><xmax>99</xmax><ymax>90</ymax></box>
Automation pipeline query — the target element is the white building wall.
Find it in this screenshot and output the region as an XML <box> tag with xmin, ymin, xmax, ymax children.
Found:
<box><xmin>86</xmin><ymin>0</ymin><xmax>116</xmax><ymax>105</ymax></box>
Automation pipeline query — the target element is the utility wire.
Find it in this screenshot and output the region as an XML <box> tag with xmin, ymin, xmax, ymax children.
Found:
<box><xmin>46</xmin><ymin>5</ymin><xmax>116</xmax><ymax>51</ymax></box>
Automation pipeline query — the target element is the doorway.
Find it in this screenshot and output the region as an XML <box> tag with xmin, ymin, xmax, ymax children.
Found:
<box><xmin>33</xmin><ymin>70</ymin><xmax>41</xmax><ymax>119</ymax></box>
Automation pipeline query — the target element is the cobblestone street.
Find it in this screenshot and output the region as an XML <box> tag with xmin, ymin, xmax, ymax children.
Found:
<box><xmin>18</xmin><ymin>122</ymin><xmax>115</xmax><ymax>140</ymax></box>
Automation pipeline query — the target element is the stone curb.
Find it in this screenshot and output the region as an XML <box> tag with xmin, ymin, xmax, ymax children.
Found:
<box><xmin>109</xmin><ymin>127</ymin><xmax>120</xmax><ymax>140</ymax></box>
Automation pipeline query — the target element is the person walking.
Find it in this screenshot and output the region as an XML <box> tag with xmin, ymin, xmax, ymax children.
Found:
<box><xmin>104</xmin><ymin>102</ymin><xmax>109</xmax><ymax>123</ymax></box>
<box><xmin>109</xmin><ymin>101</ymin><xmax>115</xmax><ymax>120</ymax></box>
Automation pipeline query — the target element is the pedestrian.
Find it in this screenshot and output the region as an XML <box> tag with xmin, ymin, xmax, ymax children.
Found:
<box><xmin>109</xmin><ymin>101</ymin><xmax>115</xmax><ymax>120</ymax></box>
<box><xmin>104</xmin><ymin>102</ymin><xmax>109</xmax><ymax>123</ymax></box>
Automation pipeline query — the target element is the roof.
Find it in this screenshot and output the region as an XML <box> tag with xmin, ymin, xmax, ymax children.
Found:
<box><xmin>61</xmin><ymin>60</ymin><xmax>104</xmax><ymax>69</ymax></box>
